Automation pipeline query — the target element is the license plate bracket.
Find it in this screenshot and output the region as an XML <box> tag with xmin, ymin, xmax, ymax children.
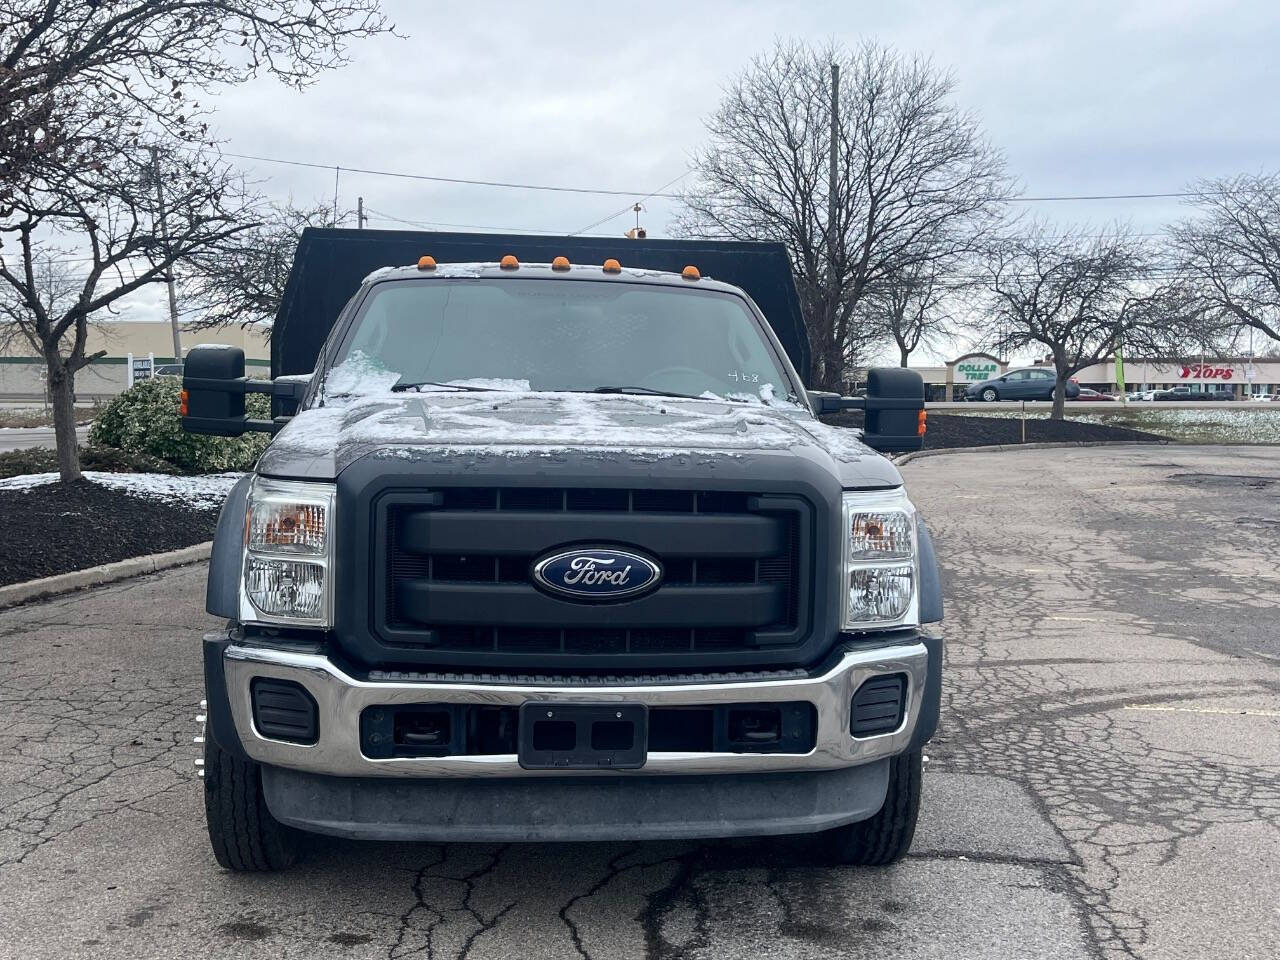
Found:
<box><xmin>518</xmin><ymin>702</ymin><xmax>647</xmax><ymax>770</ymax></box>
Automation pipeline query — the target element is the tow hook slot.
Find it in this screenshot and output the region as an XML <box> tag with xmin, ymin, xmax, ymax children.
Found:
<box><xmin>715</xmin><ymin>702</ymin><xmax>814</xmax><ymax>754</ymax></box>
<box><xmin>727</xmin><ymin>707</ymin><xmax>782</xmax><ymax>745</ymax></box>
<box><xmin>361</xmin><ymin>705</ymin><xmax>465</xmax><ymax>759</ymax></box>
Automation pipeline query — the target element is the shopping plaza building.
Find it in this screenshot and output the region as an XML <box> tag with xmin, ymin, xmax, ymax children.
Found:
<box><xmin>910</xmin><ymin>353</ymin><xmax>1280</xmax><ymax>401</ymax></box>
<box><xmin>0</xmin><ymin>321</ymin><xmax>269</xmax><ymax>401</ymax></box>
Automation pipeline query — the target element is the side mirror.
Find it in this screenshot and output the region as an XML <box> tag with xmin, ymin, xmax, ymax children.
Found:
<box><xmin>182</xmin><ymin>346</ymin><xmax>249</xmax><ymax>436</ymax></box>
<box><xmin>808</xmin><ymin>390</ymin><xmax>862</xmax><ymax>417</ymax></box>
<box><xmin>862</xmin><ymin>367</ymin><xmax>925</xmax><ymax>453</ymax></box>
<box><xmin>181</xmin><ymin>345</ymin><xmax>306</xmax><ymax>436</ymax></box>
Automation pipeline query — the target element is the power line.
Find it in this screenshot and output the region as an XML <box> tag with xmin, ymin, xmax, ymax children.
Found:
<box><xmin>570</xmin><ymin>170</ymin><xmax>694</xmax><ymax>235</ymax></box>
<box><xmin>1011</xmin><ymin>191</ymin><xmax>1195</xmax><ymax>202</ymax></box>
<box><xmin>364</xmin><ymin>209</ymin><xmax>570</xmax><ymax>235</ymax></box>
<box><xmin>213</xmin><ymin>148</ymin><xmax>1206</xmax><ymax>204</ymax></box>
<box><xmin>217</xmin><ymin>149</ymin><xmax>691</xmax><ymax>199</ymax></box>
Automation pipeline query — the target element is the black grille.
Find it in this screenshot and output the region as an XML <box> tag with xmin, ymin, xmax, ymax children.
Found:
<box><xmin>380</xmin><ymin>487</ymin><xmax>809</xmax><ymax>662</ymax></box>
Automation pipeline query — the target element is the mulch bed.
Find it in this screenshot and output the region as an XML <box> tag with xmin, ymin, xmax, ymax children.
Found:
<box><xmin>0</xmin><ymin>480</ymin><xmax>218</xmax><ymax>587</ymax></box>
<box><xmin>0</xmin><ymin>413</ymin><xmax>1167</xmax><ymax>589</ymax></box>
<box><xmin>822</xmin><ymin>411</ymin><xmax>1169</xmax><ymax>448</ymax></box>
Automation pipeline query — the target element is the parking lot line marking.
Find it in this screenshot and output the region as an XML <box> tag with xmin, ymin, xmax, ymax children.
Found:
<box><xmin>1048</xmin><ymin>616</ymin><xmax>1101</xmax><ymax>622</ymax></box>
<box><xmin>1124</xmin><ymin>705</ymin><xmax>1280</xmax><ymax>718</ymax></box>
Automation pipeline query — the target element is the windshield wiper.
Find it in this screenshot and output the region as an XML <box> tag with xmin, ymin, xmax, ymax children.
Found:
<box><xmin>588</xmin><ymin>385</ymin><xmax>715</xmax><ymax>401</ymax></box>
<box><xmin>391</xmin><ymin>380</ymin><xmax>501</xmax><ymax>393</ymax></box>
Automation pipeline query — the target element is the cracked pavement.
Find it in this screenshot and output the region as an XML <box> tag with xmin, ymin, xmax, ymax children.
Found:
<box><xmin>0</xmin><ymin>445</ymin><xmax>1276</xmax><ymax>959</ymax></box>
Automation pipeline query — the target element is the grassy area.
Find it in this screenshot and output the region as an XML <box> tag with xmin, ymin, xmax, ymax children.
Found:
<box><xmin>955</xmin><ymin>405</ymin><xmax>1280</xmax><ymax>444</ymax></box>
<box><xmin>0</xmin><ymin>407</ymin><xmax>97</xmax><ymax>429</ymax></box>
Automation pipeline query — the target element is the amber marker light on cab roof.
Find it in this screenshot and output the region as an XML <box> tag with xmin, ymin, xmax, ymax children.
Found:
<box><xmin>551</xmin><ymin>256</ymin><xmax>571</xmax><ymax>271</ymax></box>
<box><xmin>602</xmin><ymin>258</ymin><xmax>622</xmax><ymax>273</ymax></box>
<box><xmin>500</xmin><ymin>254</ymin><xmax>519</xmax><ymax>270</ymax></box>
<box><xmin>681</xmin><ymin>265</ymin><xmax>701</xmax><ymax>281</ymax></box>
<box><xmin>417</xmin><ymin>255</ymin><xmax>436</xmax><ymax>270</ymax></box>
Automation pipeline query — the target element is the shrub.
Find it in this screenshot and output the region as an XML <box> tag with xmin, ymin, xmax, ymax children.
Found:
<box><xmin>89</xmin><ymin>377</ymin><xmax>270</xmax><ymax>473</ymax></box>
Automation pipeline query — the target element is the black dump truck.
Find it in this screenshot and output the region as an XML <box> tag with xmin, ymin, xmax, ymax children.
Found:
<box><xmin>183</xmin><ymin>229</ymin><xmax>943</xmax><ymax>872</ymax></box>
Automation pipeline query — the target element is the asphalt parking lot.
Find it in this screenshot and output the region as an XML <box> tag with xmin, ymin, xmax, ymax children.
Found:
<box><xmin>0</xmin><ymin>445</ymin><xmax>1276</xmax><ymax>959</ymax></box>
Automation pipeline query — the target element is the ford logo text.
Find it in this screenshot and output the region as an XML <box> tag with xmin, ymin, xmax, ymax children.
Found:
<box><xmin>531</xmin><ymin>546</ymin><xmax>663</xmax><ymax>601</ymax></box>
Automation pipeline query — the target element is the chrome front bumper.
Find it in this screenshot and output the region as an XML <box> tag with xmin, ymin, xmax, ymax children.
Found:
<box><xmin>222</xmin><ymin>641</ymin><xmax>929</xmax><ymax>779</ymax></box>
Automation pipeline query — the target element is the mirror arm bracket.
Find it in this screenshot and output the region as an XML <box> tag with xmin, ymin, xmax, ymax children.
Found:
<box><xmin>180</xmin><ymin>376</ymin><xmax>307</xmax><ymax>403</ymax></box>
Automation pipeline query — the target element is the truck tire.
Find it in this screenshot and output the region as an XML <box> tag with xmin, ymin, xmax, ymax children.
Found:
<box><xmin>203</xmin><ymin>738</ymin><xmax>300</xmax><ymax>872</ymax></box>
<box><xmin>822</xmin><ymin>749</ymin><xmax>921</xmax><ymax>866</ymax></box>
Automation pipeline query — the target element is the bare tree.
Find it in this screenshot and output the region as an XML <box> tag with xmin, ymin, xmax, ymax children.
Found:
<box><xmin>184</xmin><ymin>201</ymin><xmax>338</xmax><ymax>330</ymax></box>
<box><xmin>978</xmin><ymin>224</ymin><xmax>1157</xmax><ymax>420</ymax></box>
<box><xmin>1166</xmin><ymin>173</ymin><xmax>1280</xmax><ymax>345</ymax></box>
<box><xmin>0</xmin><ymin>250</ymin><xmax>81</xmax><ymax>340</ymax></box>
<box><xmin>0</xmin><ymin>147</ymin><xmax>254</xmax><ymax>480</ymax></box>
<box><xmin>676</xmin><ymin>39</ymin><xmax>1008</xmax><ymax>389</ymax></box>
<box><xmin>1</xmin><ymin>0</ymin><xmax>391</xmax><ymax>204</ymax></box>
<box><xmin>862</xmin><ymin>258</ymin><xmax>964</xmax><ymax>367</ymax></box>
<box><xmin>1</xmin><ymin>0</ymin><xmax>392</xmax><ymax>478</ymax></box>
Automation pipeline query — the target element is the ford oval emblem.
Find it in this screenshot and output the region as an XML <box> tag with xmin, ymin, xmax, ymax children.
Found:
<box><xmin>531</xmin><ymin>546</ymin><xmax>663</xmax><ymax>601</ymax></box>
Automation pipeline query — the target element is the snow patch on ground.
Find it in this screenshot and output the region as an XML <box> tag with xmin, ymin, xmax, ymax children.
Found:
<box><xmin>0</xmin><ymin>471</ymin><xmax>243</xmax><ymax>508</ymax></box>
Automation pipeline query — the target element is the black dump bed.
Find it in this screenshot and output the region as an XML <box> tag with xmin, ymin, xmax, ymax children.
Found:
<box><xmin>272</xmin><ymin>228</ymin><xmax>810</xmax><ymax>379</ymax></box>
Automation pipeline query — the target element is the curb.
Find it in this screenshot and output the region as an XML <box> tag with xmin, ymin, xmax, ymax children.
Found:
<box><xmin>895</xmin><ymin>439</ymin><xmax>1173</xmax><ymax>466</ymax></box>
<box><xmin>0</xmin><ymin>541</ymin><xmax>213</xmax><ymax>611</ymax></box>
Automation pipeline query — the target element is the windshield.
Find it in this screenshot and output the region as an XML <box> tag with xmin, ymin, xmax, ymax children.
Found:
<box><xmin>328</xmin><ymin>278</ymin><xmax>797</xmax><ymax>402</ymax></box>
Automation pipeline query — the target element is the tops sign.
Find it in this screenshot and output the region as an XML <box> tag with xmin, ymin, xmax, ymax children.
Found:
<box><xmin>1180</xmin><ymin>363</ymin><xmax>1235</xmax><ymax>380</ymax></box>
<box><xmin>953</xmin><ymin>357</ymin><xmax>1002</xmax><ymax>382</ymax></box>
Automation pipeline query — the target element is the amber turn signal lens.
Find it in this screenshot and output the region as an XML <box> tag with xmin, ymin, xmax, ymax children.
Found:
<box><xmin>551</xmin><ymin>256</ymin><xmax>571</xmax><ymax>270</ymax></box>
<box><xmin>179</xmin><ymin>389</ymin><xmax>189</xmax><ymax>417</ymax></box>
<box><xmin>602</xmin><ymin>258</ymin><xmax>621</xmax><ymax>273</ymax></box>
<box><xmin>918</xmin><ymin>410</ymin><xmax>928</xmax><ymax>436</ymax></box>
<box><xmin>681</xmin><ymin>265</ymin><xmax>701</xmax><ymax>281</ymax></box>
<box><xmin>248</xmin><ymin>502</ymin><xmax>328</xmax><ymax>554</ymax></box>
<box><xmin>500</xmin><ymin>254</ymin><xmax>519</xmax><ymax>270</ymax></box>
<box><xmin>417</xmin><ymin>255</ymin><xmax>436</xmax><ymax>270</ymax></box>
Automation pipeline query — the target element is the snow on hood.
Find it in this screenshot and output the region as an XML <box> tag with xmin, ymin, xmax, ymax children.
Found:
<box><xmin>257</xmin><ymin>389</ymin><xmax>895</xmax><ymax>484</ymax></box>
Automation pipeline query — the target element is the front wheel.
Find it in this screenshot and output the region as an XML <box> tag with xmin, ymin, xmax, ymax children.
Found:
<box><xmin>981</xmin><ymin>387</ymin><xmax>998</xmax><ymax>402</ymax></box>
<box><xmin>204</xmin><ymin>738</ymin><xmax>300</xmax><ymax>872</ymax></box>
<box><xmin>820</xmin><ymin>750</ymin><xmax>922</xmax><ymax>865</ymax></box>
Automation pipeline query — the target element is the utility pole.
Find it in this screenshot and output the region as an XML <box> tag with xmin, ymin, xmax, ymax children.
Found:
<box><xmin>332</xmin><ymin>166</ymin><xmax>341</xmax><ymax>226</ymax></box>
<box><xmin>825</xmin><ymin>62</ymin><xmax>840</xmax><ymax>388</ymax></box>
<box><xmin>149</xmin><ymin>146</ymin><xmax>183</xmax><ymax>364</ymax></box>
<box><xmin>827</xmin><ymin>62</ymin><xmax>839</xmax><ymax>279</ymax></box>
<box><xmin>357</xmin><ymin>196</ymin><xmax>368</xmax><ymax>229</ymax></box>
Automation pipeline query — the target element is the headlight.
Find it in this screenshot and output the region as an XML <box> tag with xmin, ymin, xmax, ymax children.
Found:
<box><xmin>841</xmin><ymin>489</ymin><xmax>918</xmax><ymax>630</ymax></box>
<box><xmin>241</xmin><ymin>478</ymin><xmax>335</xmax><ymax>627</ymax></box>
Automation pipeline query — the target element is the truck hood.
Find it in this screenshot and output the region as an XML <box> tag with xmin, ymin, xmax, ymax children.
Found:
<box><xmin>256</xmin><ymin>391</ymin><xmax>902</xmax><ymax>488</ymax></box>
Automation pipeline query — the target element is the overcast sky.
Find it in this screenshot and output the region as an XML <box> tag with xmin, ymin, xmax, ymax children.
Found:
<box><xmin>124</xmin><ymin>0</ymin><xmax>1280</xmax><ymax>355</ymax></box>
